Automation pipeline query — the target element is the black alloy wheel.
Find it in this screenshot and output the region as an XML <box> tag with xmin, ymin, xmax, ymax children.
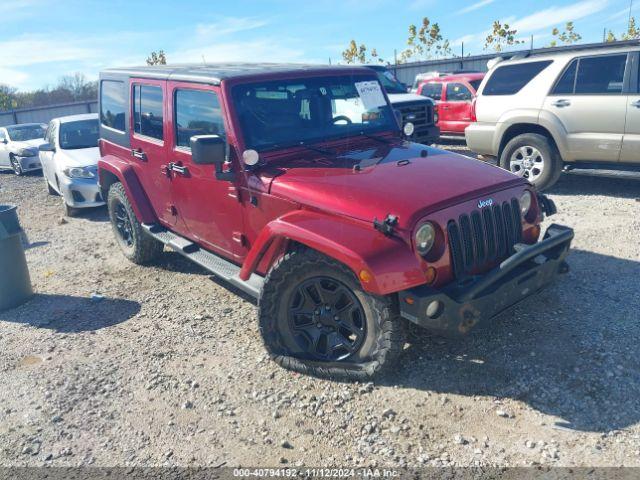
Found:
<box><xmin>113</xmin><ymin>201</ymin><xmax>134</xmax><ymax>247</ymax></box>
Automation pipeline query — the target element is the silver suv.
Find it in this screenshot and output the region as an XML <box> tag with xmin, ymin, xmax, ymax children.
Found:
<box><xmin>466</xmin><ymin>43</ymin><xmax>640</xmax><ymax>190</ymax></box>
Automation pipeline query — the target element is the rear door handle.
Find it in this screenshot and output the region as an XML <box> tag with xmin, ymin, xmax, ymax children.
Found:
<box><xmin>631</xmin><ymin>100</ymin><xmax>640</xmax><ymax>108</ymax></box>
<box><xmin>552</xmin><ymin>99</ymin><xmax>571</xmax><ymax>108</ymax></box>
<box><xmin>131</xmin><ymin>148</ymin><xmax>147</xmax><ymax>160</ymax></box>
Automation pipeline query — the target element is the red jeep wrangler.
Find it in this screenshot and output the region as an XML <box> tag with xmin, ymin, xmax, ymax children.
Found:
<box><xmin>98</xmin><ymin>64</ymin><xmax>573</xmax><ymax>380</ymax></box>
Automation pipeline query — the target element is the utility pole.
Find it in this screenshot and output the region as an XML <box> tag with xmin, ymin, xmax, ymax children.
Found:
<box><xmin>530</xmin><ymin>35</ymin><xmax>534</xmax><ymax>51</ymax></box>
<box><xmin>603</xmin><ymin>27</ymin><xmax>606</xmax><ymax>42</ymax></box>
<box><xmin>629</xmin><ymin>0</ymin><xmax>634</xmax><ymax>30</ymax></box>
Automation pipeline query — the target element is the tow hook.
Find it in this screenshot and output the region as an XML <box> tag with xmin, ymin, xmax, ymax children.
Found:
<box><xmin>373</xmin><ymin>214</ymin><xmax>399</xmax><ymax>236</ymax></box>
<box><xmin>537</xmin><ymin>194</ymin><xmax>557</xmax><ymax>217</ymax></box>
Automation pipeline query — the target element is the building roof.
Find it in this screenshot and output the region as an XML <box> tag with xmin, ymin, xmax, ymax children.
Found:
<box><xmin>57</xmin><ymin>113</ymin><xmax>98</xmax><ymax>124</ymax></box>
<box><xmin>101</xmin><ymin>63</ymin><xmax>371</xmax><ymax>85</ymax></box>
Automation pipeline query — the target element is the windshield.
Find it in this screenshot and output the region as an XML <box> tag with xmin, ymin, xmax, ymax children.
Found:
<box><xmin>59</xmin><ymin>119</ymin><xmax>99</xmax><ymax>150</ymax></box>
<box><xmin>6</xmin><ymin>125</ymin><xmax>45</xmax><ymax>141</ymax></box>
<box><xmin>375</xmin><ymin>69</ymin><xmax>407</xmax><ymax>94</ymax></box>
<box><xmin>232</xmin><ymin>75</ymin><xmax>397</xmax><ymax>151</ymax></box>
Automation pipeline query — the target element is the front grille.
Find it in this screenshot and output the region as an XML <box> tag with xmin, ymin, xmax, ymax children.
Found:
<box><xmin>447</xmin><ymin>198</ymin><xmax>523</xmax><ymax>280</ymax></box>
<box><xmin>397</xmin><ymin>102</ymin><xmax>434</xmax><ymax>140</ymax></box>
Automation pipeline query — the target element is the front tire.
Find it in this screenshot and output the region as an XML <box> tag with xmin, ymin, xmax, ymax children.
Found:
<box><xmin>107</xmin><ymin>182</ymin><xmax>163</xmax><ymax>265</ymax></box>
<box><xmin>10</xmin><ymin>155</ymin><xmax>23</xmax><ymax>176</ymax></box>
<box><xmin>500</xmin><ymin>133</ymin><xmax>561</xmax><ymax>190</ymax></box>
<box><xmin>259</xmin><ymin>248</ymin><xmax>405</xmax><ymax>380</ymax></box>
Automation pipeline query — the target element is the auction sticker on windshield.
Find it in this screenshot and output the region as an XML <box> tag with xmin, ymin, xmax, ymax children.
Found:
<box><xmin>355</xmin><ymin>81</ymin><xmax>386</xmax><ymax>110</ymax></box>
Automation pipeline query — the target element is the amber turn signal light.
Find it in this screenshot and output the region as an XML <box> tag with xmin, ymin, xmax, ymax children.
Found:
<box><xmin>425</xmin><ymin>266</ymin><xmax>437</xmax><ymax>285</ymax></box>
<box><xmin>359</xmin><ymin>269</ymin><xmax>372</xmax><ymax>283</ymax></box>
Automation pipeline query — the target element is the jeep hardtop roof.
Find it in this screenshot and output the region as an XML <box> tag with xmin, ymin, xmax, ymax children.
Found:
<box><xmin>101</xmin><ymin>63</ymin><xmax>372</xmax><ymax>85</ymax></box>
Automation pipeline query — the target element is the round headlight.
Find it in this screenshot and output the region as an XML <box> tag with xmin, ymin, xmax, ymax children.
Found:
<box><xmin>415</xmin><ymin>223</ymin><xmax>436</xmax><ymax>256</ymax></box>
<box><xmin>520</xmin><ymin>190</ymin><xmax>532</xmax><ymax>218</ymax></box>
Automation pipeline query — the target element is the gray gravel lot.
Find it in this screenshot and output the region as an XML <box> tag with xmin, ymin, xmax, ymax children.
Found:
<box><xmin>0</xmin><ymin>151</ymin><xmax>639</xmax><ymax>468</ymax></box>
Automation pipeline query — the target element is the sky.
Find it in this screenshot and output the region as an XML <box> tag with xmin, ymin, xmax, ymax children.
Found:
<box><xmin>1</xmin><ymin>0</ymin><xmax>638</xmax><ymax>91</ymax></box>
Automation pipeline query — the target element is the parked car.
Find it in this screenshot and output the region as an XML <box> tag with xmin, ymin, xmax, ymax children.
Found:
<box><xmin>367</xmin><ymin>65</ymin><xmax>439</xmax><ymax>144</ymax></box>
<box><xmin>39</xmin><ymin>113</ymin><xmax>104</xmax><ymax>216</ymax></box>
<box><xmin>411</xmin><ymin>70</ymin><xmax>481</xmax><ymax>93</ymax></box>
<box><xmin>466</xmin><ymin>44</ymin><xmax>640</xmax><ymax>190</ymax></box>
<box><xmin>98</xmin><ymin>63</ymin><xmax>573</xmax><ymax>380</ymax></box>
<box><xmin>417</xmin><ymin>72</ymin><xmax>485</xmax><ymax>135</ymax></box>
<box><xmin>0</xmin><ymin>123</ymin><xmax>46</xmax><ymax>175</ymax></box>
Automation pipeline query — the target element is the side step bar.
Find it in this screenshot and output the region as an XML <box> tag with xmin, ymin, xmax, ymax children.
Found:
<box><xmin>142</xmin><ymin>224</ymin><xmax>264</xmax><ymax>299</ymax></box>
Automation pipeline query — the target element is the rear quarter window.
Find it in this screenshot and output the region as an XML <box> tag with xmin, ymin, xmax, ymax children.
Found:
<box><xmin>483</xmin><ymin>60</ymin><xmax>553</xmax><ymax>96</ymax></box>
<box><xmin>100</xmin><ymin>80</ymin><xmax>126</xmax><ymax>131</ymax></box>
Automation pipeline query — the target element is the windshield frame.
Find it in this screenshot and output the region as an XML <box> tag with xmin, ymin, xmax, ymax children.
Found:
<box><xmin>58</xmin><ymin>119</ymin><xmax>100</xmax><ymax>150</ymax></box>
<box><xmin>226</xmin><ymin>72</ymin><xmax>399</xmax><ymax>154</ymax></box>
<box><xmin>6</xmin><ymin>124</ymin><xmax>46</xmax><ymax>142</ymax></box>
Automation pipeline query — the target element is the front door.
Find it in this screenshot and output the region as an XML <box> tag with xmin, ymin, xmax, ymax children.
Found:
<box><xmin>128</xmin><ymin>79</ymin><xmax>175</xmax><ymax>225</ymax></box>
<box><xmin>166</xmin><ymin>82</ymin><xmax>245</xmax><ymax>261</ymax></box>
<box><xmin>442</xmin><ymin>82</ymin><xmax>474</xmax><ymax>134</ymax></box>
<box><xmin>543</xmin><ymin>53</ymin><xmax>630</xmax><ymax>162</ymax></box>
<box><xmin>0</xmin><ymin>128</ymin><xmax>10</xmax><ymax>167</ymax></box>
<box><xmin>621</xmin><ymin>52</ymin><xmax>640</xmax><ymax>163</ymax></box>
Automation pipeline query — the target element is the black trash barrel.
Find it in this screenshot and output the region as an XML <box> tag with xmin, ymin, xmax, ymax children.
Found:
<box><xmin>0</xmin><ymin>205</ymin><xmax>33</xmax><ymax>311</ymax></box>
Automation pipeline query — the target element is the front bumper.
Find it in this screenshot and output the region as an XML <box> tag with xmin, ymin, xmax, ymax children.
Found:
<box><xmin>17</xmin><ymin>156</ymin><xmax>41</xmax><ymax>172</ymax></box>
<box><xmin>399</xmin><ymin>224</ymin><xmax>574</xmax><ymax>336</ymax></box>
<box><xmin>59</xmin><ymin>175</ymin><xmax>105</xmax><ymax>208</ymax></box>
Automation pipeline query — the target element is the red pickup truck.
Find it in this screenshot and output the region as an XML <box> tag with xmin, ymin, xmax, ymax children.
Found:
<box><xmin>417</xmin><ymin>72</ymin><xmax>485</xmax><ymax>135</ymax></box>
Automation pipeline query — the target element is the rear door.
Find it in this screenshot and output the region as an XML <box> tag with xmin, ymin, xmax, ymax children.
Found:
<box><xmin>129</xmin><ymin>79</ymin><xmax>175</xmax><ymax>225</ymax></box>
<box><xmin>621</xmin><ymin>51</ymin><xmax>640</xmax><ymax>163</ymax></box>
<box><xmin>166</xmin><ymin>81</ymin><xmax>245</xmax><ymax>261</ymax></box>
<box><xmin>544</xmin><ymin>53</ymin><xmax>630</xmax><ymax>162</ymax></box>
<box><xmin>442</xmin><ymin>82</ymin><xmax>474</xmax><ymax>134</ymax></box>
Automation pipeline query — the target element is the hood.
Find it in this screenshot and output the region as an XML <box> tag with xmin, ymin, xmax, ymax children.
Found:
<box><xmin>387</xmin><ymin>92</ymin><xmax>432</xmax><ymax>105</ymax></box>
<box><xmin>56</xmin><ymin>147</ymin><xmax>100</xmax><ymax>168</ymax></box>
<box><xmin>264</xmin><ymin>140</ymin><xmax>525</xmax><ymax>228</ymax></box>
<box><xmin>11</xmin><ymin>138</ymin><xmax>46</xmax><ymax>153</ymax></box>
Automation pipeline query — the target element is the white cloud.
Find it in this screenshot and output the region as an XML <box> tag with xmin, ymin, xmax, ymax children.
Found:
<box><xmin>0</xmin><ymin>35</ymin><xmax>95</xmax><ymax>68</ymax></box>
<box><xmin>456</xmin><ymin>0</ymin><xmax>495</xmax><ymax>15</ymax></box>
<box><xmin>511</xmin><ymin>0</ymin><xmax>608</xmax><ymax>33</ymax></box>
<box><xmin>194</xmin><ymin>17</ymin><xmax>270</xmax><ymax>38</ymax></box>
<box><xmin>0</xmin><ymin>67</ymin><xmax>30</xmax><ymax>89</ymax></box>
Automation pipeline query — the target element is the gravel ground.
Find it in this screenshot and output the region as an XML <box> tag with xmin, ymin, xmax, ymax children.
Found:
<box><xmin>0</xmin><ymin>153</ymin><xmax>639</xmax><ymax>469</ymax></box>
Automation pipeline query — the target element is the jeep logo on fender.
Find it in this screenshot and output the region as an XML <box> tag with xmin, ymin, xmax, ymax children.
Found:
<box><xmin>477</xmin><ymin>198</ymin><xmax>494</xmax><ymax>209</ymax></box>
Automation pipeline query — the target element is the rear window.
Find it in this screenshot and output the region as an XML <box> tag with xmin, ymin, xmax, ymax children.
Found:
<box><xmin>133</xmin><ymin>85</ymin><xmax>164</xmax><ymax>141</ymax></box>
<box><xmin>469</xmin><ymin>79</ymin><xmax>482</xmax><ymax>92</ymax></box>
<box><xmin>420</xmin><ymin>83</ymin><xmax>442</xmax><ymax>100</ymax></box>
<box><xmin>483</xmin><ymin>61</ymin><xmax>553</xmax><ymax>96</ymax></box>
<box><xmin>100</xmin><ymin>80</ymin><xmax>126</xmax><ymax>131</ymax></box>
<box><xmin>553</xmin><ymin>54</ymin><xmax>627</xmax><ymax>95</ymax></box>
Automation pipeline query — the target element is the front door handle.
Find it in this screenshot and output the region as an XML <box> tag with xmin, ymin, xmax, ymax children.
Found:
<box><xmin>552</xmin><ymin>99</ymin><xmax>571</xmax><ymax>108</ymax></box>
<box><xmin>168</xmin><ymin>162</ymin><xmax>188</xmax><ymax>176</ymax></box>
<box><xmin>631</xmin><ymin>100</ymin><xmax>640</xmax><ymax>108</ymax></box>
<box><xmin>131</xmin><ymin>148</ymin><xmax>147</xmax><ymax>160</ymax></box>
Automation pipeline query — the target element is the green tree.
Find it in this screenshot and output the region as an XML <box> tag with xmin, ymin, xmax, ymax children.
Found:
<box><xmin>341</xmin><ymin>40</ymin><xmax>384</xmax><ymax>64</ymax></box>
<box><xmin>399</xmin><ymin>18</ymin><xmax>452</xmax><ymax>62</ymax></box>
<box><xmin>605</xmin><ymin>30</ymin><xmax>617</xmax><ymax>42</ymax></box>
<box><xmin>484</xmin><ymin>21</ymin><xmax>523</xmax><ymax>52</ymax></box>
<box><xmin>146</xmin><ymin>50</ymin><xmax>167</xmax><ymax>66</ymax></box>
<box><xmin>0</xmin><ymin>85</ymin><xmax>18</xmax><ymax>111</ymax></box>
<box><xmin>622</xmin><ymin>17</ymin><xmax>640</xmax><ymax>40</ymax></box>
<box><xmin>550</xmin><ymin>22</ymin><xmax>582</xmax><ymax>47</ymax></box>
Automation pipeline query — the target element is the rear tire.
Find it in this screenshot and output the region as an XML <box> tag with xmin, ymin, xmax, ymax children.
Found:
<box><xmin>107</xmin><ymin>182</ymin><xmax>163</xmax><ymax>265</ymax></box>
<box><xmin>499</xmin><ymin>133</ymin><xmax>561</xmax><ymax>191</ymax></box>
<box><xmin>259</xmin><ymin>248</ymin><xmax>405</xmax><ymax>380</ymax></box>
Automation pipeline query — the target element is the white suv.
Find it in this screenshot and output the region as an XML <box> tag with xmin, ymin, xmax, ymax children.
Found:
<box><xmin>466</xmin><ymin>43</ymin><xmax>640</xmax><ymax>190</ymax></box>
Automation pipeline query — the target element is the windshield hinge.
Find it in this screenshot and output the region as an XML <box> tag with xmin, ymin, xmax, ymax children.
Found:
<box><xmin>373</xmin><ymin>214</ymin><xmax>399</xmax><ymax>236</ymax></box>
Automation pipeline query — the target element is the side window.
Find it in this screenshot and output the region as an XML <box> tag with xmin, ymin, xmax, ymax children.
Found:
<box><xmin>483</xmin><ymin>61</ymin><xmax>553</xmax><ymax>96</ymax></box>
<box><xmin>0</xmin><ymin>129</ymin><xmax>6</xmax><ymax>142</ymax></box>
<box><xmin>552</xmin><ymin>60</ymin><xmax>578</xmax><ymax>95</ymax></box>
<box><xmin>421</xmin><ymin>83</ymin><xmax>442</xmax><ymax>100</ymax></box>
<box><xmin>574</xmin><ymin>55</ymin><xmax>627</xmax><ymax>94</ymax></box>
<box><xmin>100</xmin><ymin>80</ymin><xmax>126</xmax><ymax>131</ymax></box>
<box><xmin>175</xmin><ymin>89</ymin><xmax>225</xmax><ymax>149</ymax></box>
<box><xmin>133</xmin><ymin>84</ymin><xmax>164</xmax><ymax>141</ymax></box>
<box><xmin>446</xmin><ymin>83</ymin><xmax>473</xmax><ymax>101</ymax></box>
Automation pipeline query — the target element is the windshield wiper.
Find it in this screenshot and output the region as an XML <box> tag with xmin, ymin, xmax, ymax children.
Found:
<box><xmin>359</xmin><ymin>131</ymin><xmax>392</xmax><ymax>144</ymax></box>
<box><xmin>298</xmin><ymin>141</ymin><xmax>336</xmax><ymax>157</ymax></box>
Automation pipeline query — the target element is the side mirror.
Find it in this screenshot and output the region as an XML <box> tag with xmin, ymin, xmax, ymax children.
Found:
<box><xmin>39</xmin><ymin>142</ymin><xmax>55</xmax><ymax>152</ymax></box>
<box><xmin>190</xmin><ymin>135</ymin><xmax>234</xmax><ymax>181</ymax></box>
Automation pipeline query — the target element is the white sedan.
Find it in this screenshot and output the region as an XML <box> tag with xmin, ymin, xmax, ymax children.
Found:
<box><xmin>39</xmin><ymin>113</ymin><xmax>105</xmax><ymax>216</ymax></box>
<box><xmin>0</xmin><ymin>123</ymin><xmax>47</xmax><ymax>175</ymax></box>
